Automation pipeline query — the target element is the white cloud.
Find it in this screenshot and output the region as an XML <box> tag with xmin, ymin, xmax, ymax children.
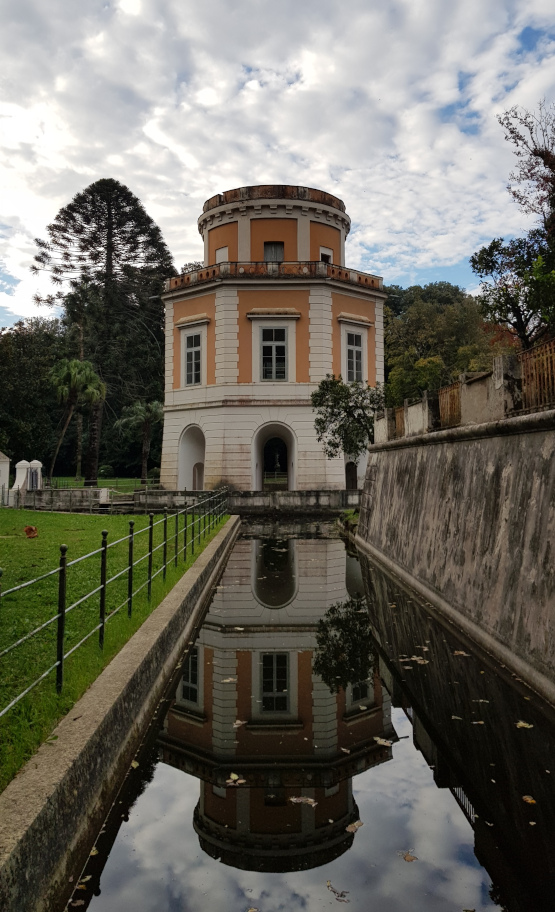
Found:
<box><xmin>1</xmin><ymin>0</ymin><xmax>555</xmax><ymax>320</ymax></box>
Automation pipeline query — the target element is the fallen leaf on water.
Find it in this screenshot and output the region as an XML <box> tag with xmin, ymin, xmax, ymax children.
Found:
<box><xmin>373</xmin><ymin>736</ymin><xmax>392</xmax><ymax>747</ymax></box>
<box><xmin>131</xmin><ymin>760</ymin><xmax>139</xmax><ymax>769</ymax></box>
<box><xmin>289</xmin><ymin>796</ymin><xmax>318</xmax><ymax>806</ymax></box>
<box><xmin>516</xmin><ymin>721</ymin><xmax>534</xmax><ymax>729</ymax></box>
<box><xmin>233</xmin><ymin>720</ymin><xmax>247</xmax><ymax>729</ymax></box>
<box><xmin>453</xmin><ymin>650</ymin><xmax>470</xmax><ymax>656</ymax></box>
<box><xmin>346</xmin><ymin>820</ymin><xmax>363</xmax><ymax>833</ymax></box>
<box><xmin>71</xmin><ymin>903</ymin><xmax>85</xmax><ymax>908</ymax></box>
<box><xmin>326</xmin><ymin>879</ymin><xmax>350</xmax><ymax>902</ymax></box>
<box><xmin>359</xmin><ymin>705</ymin><xmax>367</xmax><ymax>710</ymax></box>
<box><xmin>246</xmin><ymin>908</ymin><xmax>259</xmax><ymax>912</ymax></box>
<box><xmin>340</xmin><ymin>747</ymin><xmax>351</xmax><ymax>754</ymax></box>
<box><xmin>472</xmin><ymin>721</ymin><xmax>485</xmax><ymax>725</ymax></box>
<box><xmin>399</xmin><ymin>850</ymin><xmax>418</xmax><ymax>862</ymax></box>
<box><xmin>90</xmin><ymin>847</ymin><xmax>99</xmax><ymax>856</ymax></box>
<box><xmin>76</xmin><ymin>884</ymin><xmax>87</xmax><ymax>890</ymax></box>
<box><xmin>529</xmin><ymin>821</ymin><xmax>537</xmax><ymax>826</ymax></box>
<box><xmin>452</xmin><ymin>715</ymin><xmax>463</xmax><ymax>720</ymax></box>
<box><xmin>486</xmin><ymin>821</ymin><xmax>494</xmax><ymax>826</ymax></box>
<box><xmin>80</xmin><ymin>876</ymin><xmax>92</xmax><ymax>883</ymax></box>
<box><xmin>234</xmin><ymin>627</ymin><xmax>244</xmax><ymax>631</ymax></box>
<box><xmin>472</xmin><ymin>699</ymin><xmax>489</xmax><ymax>703</ymax></box>
<box><xmin>523</xmin><ymin>795</ymin><xmax>536</xmax><ymax>804</ymax></box>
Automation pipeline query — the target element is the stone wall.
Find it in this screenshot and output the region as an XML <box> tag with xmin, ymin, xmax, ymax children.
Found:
<box><xmin>356</xmin><ymin>409</ymin><xmax>555</xmax><ymax>699</ymax></box>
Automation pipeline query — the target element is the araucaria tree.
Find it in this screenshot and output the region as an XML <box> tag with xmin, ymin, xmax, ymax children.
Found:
<box><xmin>311</xmin><ymin>376</ymin><xmax>385</xmax><ymax>459</ymax></box>
<box><xmin>471</xmin><ymin>101</ymin><xmax>555</xmax><ymax>347</ymax></box>
<box><xmin>32</xmin><ymin>178</ymin><xmax>175</xmax><ymax>481</ymax></box>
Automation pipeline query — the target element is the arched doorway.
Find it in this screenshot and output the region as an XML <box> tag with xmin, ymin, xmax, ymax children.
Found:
<box><xmin>193</xmin><ymin>462</ymin><xmax>204</xmax><ymax>490</ymax></box>
<box><xmin>178</xmin><ymin>425</ymin><xmax>205</xmax><ymax>490</ymax></box>
<box><xmin>345</xmin><ymin>461</ymin><xmax>358</xmax><ymax>490</ymax></box>
<box><xmin>252</xmin><ymin>539</ymin><xmax>298</xmax><ymax>608</ymax></box>
<box><xmin>252</xmin><ymin>422</ymin><xmax>296</xmax><ymax>491</ymax></box>
<box><xmin>263</xmin><ymin>437</ymin><xmax>288</xmax><ymax>491</ymax></box>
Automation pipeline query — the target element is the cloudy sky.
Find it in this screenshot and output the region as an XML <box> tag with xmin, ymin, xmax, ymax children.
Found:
<box><xmin>1</xmin><ymin>0</ymin><xmax>555</xmax><ymax>326</ymax></box>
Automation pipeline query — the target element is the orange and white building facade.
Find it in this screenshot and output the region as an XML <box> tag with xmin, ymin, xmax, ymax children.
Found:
<box><xmin>160</xmin><ymin>185</ymin><xmax>385</xmax><ymax>491</ymax></box>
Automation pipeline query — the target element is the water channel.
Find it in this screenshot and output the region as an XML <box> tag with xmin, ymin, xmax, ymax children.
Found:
<box><xmin>64</xmin><ymin>523</ymin><xmax>555</xmax><ymax>912</ymax></box>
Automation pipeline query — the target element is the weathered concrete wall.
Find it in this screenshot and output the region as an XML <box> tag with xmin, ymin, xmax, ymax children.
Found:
<box><xmin>357</xmin><ymin>410</ymin><xmax>555</xmax><ymax>699</ymax></box>
<box><xmin>0</xmin><ymin>516</ymin><xmax>241</xmax><ymax>912</ymax></box>
<box><xmin>228</xmin><ymin>489</ymin><xmax>360</xmax><ymax>514</ymax></box>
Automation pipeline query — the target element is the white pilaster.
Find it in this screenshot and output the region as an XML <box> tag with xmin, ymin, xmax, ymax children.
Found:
<box><xmin>237</xmin><ymin>212</ymin><xmax>250</xmax><ymax>260</ymax></box>
<box><xmin>215</xmin><ymin>287</ymin><xmax>239</xmax><ymax>384</ymax></box>
<box><xmin>308</xmin><ymin>286</ymin><xmax>333</xmax><ymax>382</ymax></box>
<box><xmin>375</xmin><ymin>297</ymin><xmax>384</xmax><ymax>385</ymax></box>
<box><xmin>298</xmin><ymin>213</ymin><xmax>310</xmax><ymax>260</ymax></box>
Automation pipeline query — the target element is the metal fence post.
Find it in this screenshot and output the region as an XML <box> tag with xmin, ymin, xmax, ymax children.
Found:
<box><xmin>99</xmin><ymin>530</ymin><xmax>108</xmax><ymax>648</ymax></box>
<box><xmin>127</xmin><ymin>519</ymin><xmax>135</xmax><ymax>617</ymax></box>
<box><xmin>148</xmin><ymin>512</ymin><xmax>154</xmax><ymax>599</ymax></box>
<box><xmin>163</xmin><ymin>508</ymin><xmax>168</xmax><ymax>581</ymax></box>
<box><xmin>174</xmin><ymin>510</ymin><xmax>178</xmax><ymax>567</ymax></box>
<box><xmin>183</xmin><ymin>506</ymin><xmax>188</xmax><ymax>561</ymax></box>
<box><xmin>191</xmin><ymin>503</ymin><xmax>195</xmax><ymax>556</ymax></box>
<box><xmin>56</xmin><ymin>544</ymin><xmax>68</xmax><ymax>693</ymax></box>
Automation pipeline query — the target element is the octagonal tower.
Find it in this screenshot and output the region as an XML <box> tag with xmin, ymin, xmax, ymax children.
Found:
<box><xmin>160</xmin><ymin>185</ymin><xmax>385</xmax><ymax>492</ymax></box>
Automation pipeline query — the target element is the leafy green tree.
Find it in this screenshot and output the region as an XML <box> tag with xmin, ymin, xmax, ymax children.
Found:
<box><xmin>313</xmin><ymin>598</ymin><xmax>375</xmax><ymax>694</ymax></box>
<box><xmin>48</xmin><ymin>359</ymin><xmax>106</xmax><ymax>480</ymax></box>
<box><xmin>384</xmin><ymin>282</ymin><xmax>515</xmax><ymax>404</ymax></box>
<box><xmin>0</xmin><ymin>318</ymin><xmax>66</xmax><ymax>464</ymax></box>
<box><xmin>311</xmin><ymin>376</ymin><xmax>385</xmax><ymax>459</ymax></box>
<box><xmin>113</xmin><ymin>401</ymin><xmax>164</xmax><ymax>484</ymax></box>
<box><xmin>470</xmin><ymin>234</ymin><xmax>555</xmax><ymax>348</ymax></box>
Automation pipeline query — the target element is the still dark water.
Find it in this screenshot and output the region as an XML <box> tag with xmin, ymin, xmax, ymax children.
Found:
<box><xmin>66</xmin><ymin>524</ymin><xmax>555</xmax><ymax>912</ymax></box>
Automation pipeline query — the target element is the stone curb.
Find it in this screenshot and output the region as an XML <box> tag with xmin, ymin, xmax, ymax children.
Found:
<box><xmin>0</xmin><ymin>515</ymin><xmax>241</xmax><ymax>912</ymax></box>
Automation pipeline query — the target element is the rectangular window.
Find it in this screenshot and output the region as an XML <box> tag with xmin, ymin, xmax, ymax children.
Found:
<box><xmin>352</xmin><ymin>680</ymin><xmax>369</xmax><ymax>703</ymax></box>
<box><xmin>261</xmin><ymin>653</ymin><xmax>289</xmax><ymax>712</ymax></box>
<box><xmin>261</xmin><ymin>327</ymin><xmax>287</xmax><ymax>381</ymax></box>
<box><xmin>215</xmin><ymin>246</ymin><xmax>229</xmax><ymax>263</ymax></box>
<box><xmin>264</xmin><ymin>241</ymin><xmax>284</xmax><ymax>263</ymax></box>
<box><xmin>186</xmin><ymin>333</ymin><xmax>201</xmax><ymax>385</ymax></box>
<box><xmin>347</xmin><ymin>332</ymin><xmax>363</xmax><ymax>382</ymax></box>
<box><xmin>182</xmin><ymin>647</ymin><xmax>198</xmax><ymax>703</ymax></box>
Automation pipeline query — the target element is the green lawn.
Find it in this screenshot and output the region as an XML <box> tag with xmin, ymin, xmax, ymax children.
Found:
<box><xmin>49</xmin><ymin>477</ymin><xmax>158</xmax><ymax>493</ymax></box>
<box><xmin>0</xmin><ymin>507</ymin><xmax>228</xmax><ymax>792</ymax></box>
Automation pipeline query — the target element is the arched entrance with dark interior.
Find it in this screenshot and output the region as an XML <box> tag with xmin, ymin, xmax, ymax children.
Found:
<box><xmin>345</xmin><ymin>461</ymin><xmax>358</xmax><ymax>490</ymax></box>
<box><xmin>252</xmin><ymin>423</ymin><xmax>296</xmax><ymax>491</ymax></box>
<box><xmin>178</xmin><ymin>425</ymin><xmax>206</xmax><ymax>491</ymax></box>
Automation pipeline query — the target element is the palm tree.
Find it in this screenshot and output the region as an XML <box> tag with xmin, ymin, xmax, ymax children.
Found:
<box><xmin>48</xmin><ymin>359</ymin><xmax>106</xmax><ymax>480</ymax></box>
<box><xmin>114</xmin><ymin>400</ymin><xmax>164</xmax><ymax>484</ymax></box>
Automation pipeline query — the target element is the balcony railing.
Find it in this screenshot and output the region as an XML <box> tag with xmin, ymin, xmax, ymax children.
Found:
<box><xmin>165</xmin><ymin>261</ymin><xmax>383</xmax><ymax>293</ymax></box>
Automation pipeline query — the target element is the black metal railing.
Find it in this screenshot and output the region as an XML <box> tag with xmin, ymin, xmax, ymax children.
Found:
<box><xmin>0</xmin><ymin>490</ymin><xmax>228</xmax><ymax>719</ymax></box>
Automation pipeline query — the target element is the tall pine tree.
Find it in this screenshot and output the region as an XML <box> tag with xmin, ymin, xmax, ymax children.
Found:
<box><xmin>32</xmin><ymin>178</ymin><xmax>176</xmax><ymax>482</ymax></box>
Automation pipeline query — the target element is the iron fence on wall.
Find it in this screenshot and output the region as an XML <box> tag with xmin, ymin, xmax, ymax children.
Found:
<box><xmin>0</xmin><ymin>490</ymin><xmax>227</xmax><ymax>721</ymax></box>
<box><xmin>519</xmin><ymin>338</ymin><xmax>555</xmax><ymax>411</ymax></box>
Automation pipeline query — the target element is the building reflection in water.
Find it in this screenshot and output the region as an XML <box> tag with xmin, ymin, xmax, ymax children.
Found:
<box><xmin>158</xmin><ymin>536</ymin><xmax>395</xmax><ymax>873</ymax></box>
